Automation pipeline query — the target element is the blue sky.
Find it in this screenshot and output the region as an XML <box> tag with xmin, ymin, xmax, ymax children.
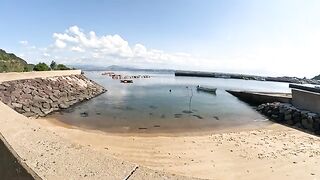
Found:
<box><xmin>1</xmin><ymin>0</ymin><xmax>320</xmax><ymax>77</ymax></box>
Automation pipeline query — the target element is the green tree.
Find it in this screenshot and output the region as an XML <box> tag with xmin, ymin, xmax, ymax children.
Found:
<box><xmin>50</xmin><ymin>60</ymin><xmax>57</xmax><ymax>70</ymax></box>
<box><xmin>23</xmin><ymin>66</ymin><xmax>29</xmax><ymax>72</ymax></box>
<box><xmin>56</xmin><ymin>64</ymin><xmax>71</xmax><ymax>70</ymax></box>
<box><xmin>33</xmin><ymin>62</ymin><xmax>50</xmax><ymax>71</ymax></box>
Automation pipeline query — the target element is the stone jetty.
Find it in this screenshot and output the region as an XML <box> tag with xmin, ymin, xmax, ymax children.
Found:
<box><xmin>0</xmin><ymin>74</ymin><xmax>106</xmax><ymax>117</ymax></box>
<box><xmin>257</xmin><ymin>102</ymin><xmax>320</xmax><ymax>134</ymax></box>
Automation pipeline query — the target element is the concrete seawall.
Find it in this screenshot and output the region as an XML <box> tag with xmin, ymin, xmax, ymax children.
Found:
<box><xmin>0</xmin><ymin>133</ymin><xmax>41</xmax><ymax>179</ymax></box>
<box><xmin>0</xmin><ymin>70</ymin><xmax>82</xmax><ymax>83</ymax></box>
<box><xmin>292</xmin><ymin>89</ymin><xmax>320</xmax><ymax>114</ymax></box>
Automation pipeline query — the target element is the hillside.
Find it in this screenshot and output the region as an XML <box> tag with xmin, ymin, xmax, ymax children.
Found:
<box><xmin>0</xmin><ymin>49</ymin><xmax>32</xmax><ymax>72</ymax></box>
<box><xmin>313</xmin><ymin>74</ymin><xmax>320</xmax><ymax>80</ymax></box>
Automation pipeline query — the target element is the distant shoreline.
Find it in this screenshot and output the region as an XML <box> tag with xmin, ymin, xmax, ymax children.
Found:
<box><xmin>175</xmin><ymin>70</ymin><xmax>320</xmax><ymax>85</ymax></box>
<box><xmin>79</xmin><ymin>67</ymin><xmax>320</xmax><ymax>85</ymax></box>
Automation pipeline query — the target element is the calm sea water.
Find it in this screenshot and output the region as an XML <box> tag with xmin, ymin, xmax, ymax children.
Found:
<box><xmin>49</xmin><ymin>71</ymin><xmax>291</xmax><ymax>134</ymax></box>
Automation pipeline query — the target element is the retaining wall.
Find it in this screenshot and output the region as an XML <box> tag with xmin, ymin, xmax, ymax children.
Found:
<box><xmin>292</xmin><ymin>89</ymin><xmax>320</xmax><ymax>114</ymax></box>
<box><xmin>0</xmin><ymin>74</ymin><xmax>106</xmax><ymax>117</ymax></box>
<box><xmin>0</xmin><ymin>70</ymin><xmax>82</xmax><ymax>83</ymax></box>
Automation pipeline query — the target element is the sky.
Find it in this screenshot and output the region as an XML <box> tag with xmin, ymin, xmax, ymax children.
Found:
<box><xmin>1</xmin><ymin>0</ymin><xmax>320</xmax><ymax>78</ymax></box>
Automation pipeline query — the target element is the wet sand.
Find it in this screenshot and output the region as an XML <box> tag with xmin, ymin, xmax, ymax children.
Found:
<box><xmin>37</xmin><ymin>117</ymin><xmax>320</xmax><ymax>180</ymax></box>
<box><xmin>45</xmin><ymin>113</ymin><xmax>272</xmax><ymax>136</ymax></box>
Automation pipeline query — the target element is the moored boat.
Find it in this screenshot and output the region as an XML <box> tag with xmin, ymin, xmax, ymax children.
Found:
<box><xmin>120</xmin><ymin>79</ymin><xmax>133</xmax><ymax>83</ymax></box>
<box><xmin>196</xmin><ymin>85</ymin><xmax>217</xmax><ymax>93</ymax></box>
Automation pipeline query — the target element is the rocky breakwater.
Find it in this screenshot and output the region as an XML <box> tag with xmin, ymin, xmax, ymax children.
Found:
<box><xmin>257</xmin><ymin>102</ymin><xmax>320</xmax><ymax>134</ymax></box>
<box><xmin>0</xmin><ymin>74</ymin><xmax>106</xmax><ymax>117</ymax></box>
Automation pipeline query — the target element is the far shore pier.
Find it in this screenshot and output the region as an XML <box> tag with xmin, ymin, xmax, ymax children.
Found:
<box><xmin>175</xmin><ymin>70</ymin><xmax>320</xmax><ymax>85</ymax></box>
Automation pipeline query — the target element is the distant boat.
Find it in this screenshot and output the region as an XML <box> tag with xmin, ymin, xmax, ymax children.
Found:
<box><xmin>196</xmin><ymin>85</ymin><xmax>217</xmax><ymax>94</ymax></box>
<box><xmin>120</xmin><ymin>79</ymin><xmax>133</xmax><ymax>83</ymax></box>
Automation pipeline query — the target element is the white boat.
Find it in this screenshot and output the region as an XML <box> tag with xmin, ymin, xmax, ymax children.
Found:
<box><xmin>196</xmin><ymin>85</ymin><xmax>217</xmax><ymax>93</ymax></box>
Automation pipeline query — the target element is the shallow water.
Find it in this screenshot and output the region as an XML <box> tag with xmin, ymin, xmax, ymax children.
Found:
<box><xmin>49</xmin><ymin>71</ymin><xmax>291</xmax><ymax>133</ymax></box>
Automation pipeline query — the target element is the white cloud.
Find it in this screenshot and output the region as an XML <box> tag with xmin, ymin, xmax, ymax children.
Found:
<box><xmin>49</xmin><ymin>25</ymin><xmax>199</xmax><ymax>69</ymax></box>
<box><xmin>53</xmin><ymin>33</ymin><xmax>78</xmax><ymax>43</ymax></box>
<box><xmin>55</xmin><ymin>39</ymin><xmax>67</xmax><ymax>48</ymax></box>
<box><xmin>19</xmin><ymin>40</ymin><xmax>28</xmax><ymax>45</ymax></box>
<box><xmin>43</xmin><ymin>53</ymin><xmax>51</xmax><ymax>57</ymax></box>
<box><xmin>71</xmin><ymin>46</ymin><xmax>85</xmax><ymax>52</ymax></box>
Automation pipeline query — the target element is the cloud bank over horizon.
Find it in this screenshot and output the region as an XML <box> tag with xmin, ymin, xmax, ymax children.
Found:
<box><xmin>18</xmin><ymin>25</ymin><xmax>320</xmax><ymax>78</ymax></box>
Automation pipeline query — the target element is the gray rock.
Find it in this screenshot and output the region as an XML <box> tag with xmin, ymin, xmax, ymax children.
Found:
<box><xmin>21</xmin><ymin>93</ymin><xmax>33</xmax><ymax>100</ymax></box>
<box><xmin>80</xmin><ymin>112</ymin><xmax>89</xmax><ymax>117</ymax></box>
<box><xmin>2</xmin><ymin>82</ymin><xmax>10</xmax><ymax>87</ymax></box>
<box><xmin>42</xmin><ymin>102</ymin><xmax>50</xmax><ymax>109</ymax></box>
<box><xmin>30</xmin><ymin>106</ymin><xmax>44</xmax><ymax>116</ymax></box>
<box><xmin>59</xmin><ymin>103</ymin><xmax>70</xmax><ymax>109</ymax></box>
<box><xmin>271</xmin><ymin>114</ymin><xmax>279</xmax><ymax>120</ymax></box>
<box><xmin>12</xmin><ymin>102</ymin><xmax>23</xmax><ymax>108</ymax></box>
<box><xmin>15</xmin><ymin>108</ymin><xmax>25</xmax><ymax>114</ymax></box>
<box><xmin>0</xmin><ymin>84</ymin><xmax>6</xmax><ymax>90</ymax></box>
<box><xmin>313</xmin><ymin>118</ymin><xmax>320</xmax><ymax>131</ymax></box>
<box><xmin>49</xmin><ymin>95</ymin><xmax>59</xmax><ymax>102</ymax></box>
<box><xmin>302</xmin><ymin>118</ymin><xmax>314</xmax><ymax>131</ymax></box>
<box><xmin>42</xmin><ymin>108</ymin><xmax>52</xmax><ymax>115</ymax></box>
<box><xmin>22</xmin><ymin>88</ymin><xmax>32</xmax><ymax>94</ymax></box>
<box><xmin>22</xmin><ymin>112</ymin><xmax>35</xmax><ymax>117</ymax></box>
<box><xmin>22</xmin><ymin>106</ymin><xmax>31</xmax><ymax>112</ymax></box>
<box><xmin>284</xmin><ymin>114</ymin><xmax>292</xmax><ymax>121</ymax></box>
<box><xmin>34</xmin><ymin>95</ymin><xmax>46</xmax><ymax>103</ymax></box>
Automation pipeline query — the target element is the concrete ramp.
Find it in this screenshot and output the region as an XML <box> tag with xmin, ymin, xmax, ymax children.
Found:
<box><xmin>226</xmin><ymin>90</ymin><xmax>292</xmax><ymax>105</ymax></box>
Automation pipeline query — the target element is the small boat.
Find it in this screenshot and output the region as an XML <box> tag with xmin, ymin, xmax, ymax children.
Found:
<box><xmin>120</xmin><ymin>79</ymin><xmax>133</xmax><ymax>83</ymax></box>
<box><xmin>196</xmin><ymin>85</ymin><xmax>217</xmax><ymax>93</ymax></box>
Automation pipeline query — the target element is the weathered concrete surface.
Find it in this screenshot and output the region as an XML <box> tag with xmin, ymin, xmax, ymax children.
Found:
<box><xmin>292</xmin><ymin>89</ymin><xmax>320</xmax><ymax>114</ymax></box>
<box><xmin>0</xmin><ymin>101</ymin><xmax>193</xmax><ymax>179</ymax></box>
<box><xmin>0</xmin><ymin>133</ymin><xmax>39</xmax><ymax>179</ymax></box>
<box><xmin>0</xmin><ymin>70</ymin><xmax>82</xmax><ymax>83</ymax></box>
<box><xmin>226</xmin><ymin>90</ymin><xmax>291</xmax><ymax>105</ymax></box>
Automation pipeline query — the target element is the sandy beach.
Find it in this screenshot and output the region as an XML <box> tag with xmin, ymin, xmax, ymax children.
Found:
<box><xmin>1</xmin><ymin>71</ymin><xmax>320</xmax><ymax>179</ymax></box>
<box><xmin>37</xmin><ymin>117</ymin><xmax>320</xmax><ymax>180</ymax></box>
<box><xmin>1</xmin><ymin>89</ymin><xmax>320</xmax><ymax>179</ymax></box>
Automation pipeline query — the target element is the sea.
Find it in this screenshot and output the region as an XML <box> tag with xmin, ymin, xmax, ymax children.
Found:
<box><xmin>48</xmin><ymin>71</ymin><xmax>291</xmax><ymax>134</ymax></box>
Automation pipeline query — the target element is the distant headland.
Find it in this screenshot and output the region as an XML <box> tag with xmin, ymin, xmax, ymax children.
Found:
<box><xmin>0</xmin><ymin>49</ymin><xmax>72</xmax><ymax>72</ymax></box>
